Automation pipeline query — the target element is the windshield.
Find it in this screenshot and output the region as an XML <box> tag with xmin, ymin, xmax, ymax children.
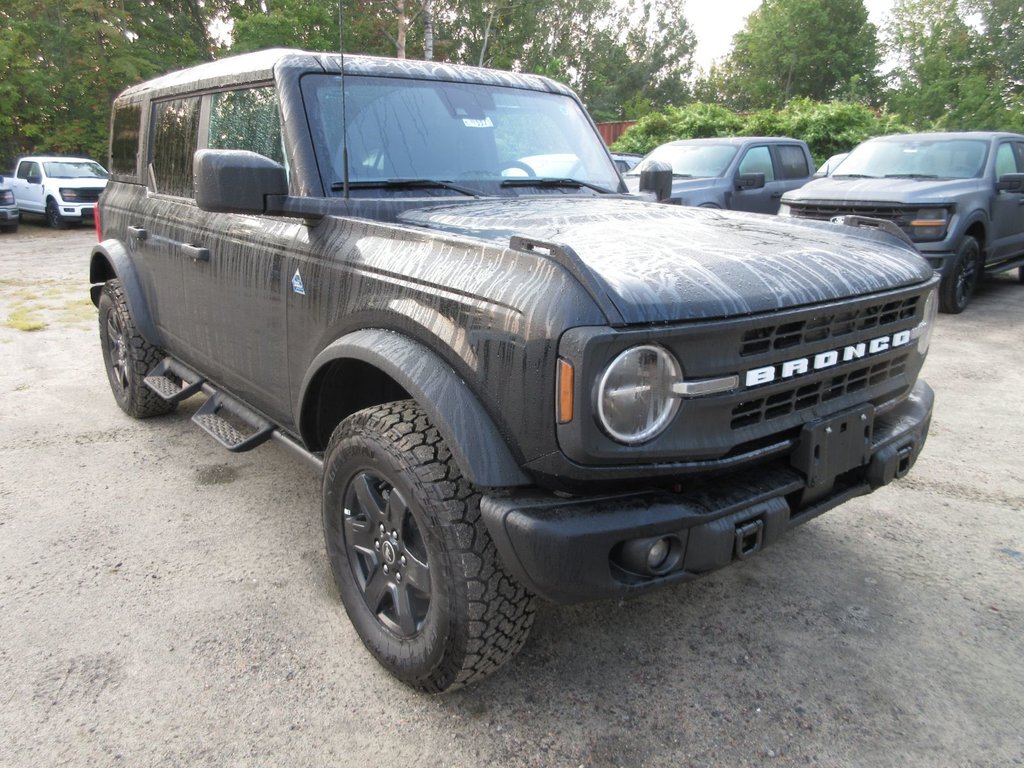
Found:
<box><xmin>43</xmin><ymin>161</ymin><xmax>108</xmax><ymax>179</ymax></box>
<box><xmin>836</xmin><ymin>139</ymin><xmax>988</xmax><ymax>179</ymax></box>
<box><xmin>301</xmin><ymin>74</ymin><xmax>620</xmax><ymax>195</ymax></box>
<box><xmin>627</xmin><ymin>144</ymin><xmax>738</xmax><ymax>178</ymax></box>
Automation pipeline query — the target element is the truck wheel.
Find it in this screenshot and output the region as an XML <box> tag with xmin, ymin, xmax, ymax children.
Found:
<box><xmin>46</xmin><ymin>198</ymin><xmax>68</xmax><ymax>230</ymax></box>
<box><xmin>1019</xmin><ymin>266</ymin><xmax>1024</xmax><ymax>284</ymax></box>
<box><xmin>939</xmin><ymin>236</ymin><xmax>981</xmax><ymax>314</ymax></box>
<box><xmin>98</xmin><ymin>280</ymin><xmax>175</xmax><ymax>418</ymax></box>
<box><xmin>322</xmin><ymin>401</ymin><xmax>535</xmax><ymax>692</ymax></box>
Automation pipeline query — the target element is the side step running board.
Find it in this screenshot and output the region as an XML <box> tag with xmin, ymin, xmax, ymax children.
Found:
<box><xmin>144</xmin><ymin>356</ymin><xmax>271</xmax><ymax>453</ymax></box>
<box><xmin>144</xmin><ymin>358</ymin><xmax>206</xmax><ymax>403</ymax></box>
<box><xmin>193</xmin><ymin>392</ymin><xmax>274</xmax><ymax>452</ymax></box>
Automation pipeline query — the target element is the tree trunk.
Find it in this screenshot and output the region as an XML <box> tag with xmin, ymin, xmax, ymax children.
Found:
<box><xmin>397</xmin><ymin>0</ymin><xmax>407</xmax><ymax>59</ymax></box>
<box><xmin>423</xmin><ymin>0</ymin><xmax>433</xmax><ymax>61</ymax></box>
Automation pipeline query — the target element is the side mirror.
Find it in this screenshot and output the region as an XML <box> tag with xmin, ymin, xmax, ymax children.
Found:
<box><xmin>997</xmin><ymin>172</ymin><xmax>1024</xmax><ymax>193</ymax></box>
<box><xmin>736</xmin><ymin>172</ymin><xmax>765</xmax><ymax>190</ymax></box>
<box><xmin>27</xmin><ymin>175</ymin><xmax>42</xmax><ymax>185</ymax></box>
<box><xmin>194</xmin><ymin>149</ymin><xmax>288</xmax><ymax>214</ymax></box>
<box><xmin>638</xmin><ymin>160</ymin><xmax>673</xmax><ymax>203</ymax></box>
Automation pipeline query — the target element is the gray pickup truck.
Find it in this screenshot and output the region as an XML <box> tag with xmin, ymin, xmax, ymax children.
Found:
<box><xmin>624</xmin><ymin>137</ymin><xmax>815</xmax><ymax>213</ymax></box>
<box><xmin>780</xmin><ymin>132</ymin><xmax>1024</xmax><ymax>313</ymax></box>
<box><xmin>91</xmin><ymin>49</ymin><xmax>936</xmax><ymax>692</ymax></box>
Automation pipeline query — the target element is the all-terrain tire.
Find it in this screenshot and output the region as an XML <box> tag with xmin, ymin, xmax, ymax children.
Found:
<box><xmin>45</xmin><ymin>198</ymin><xmax>67</xmax><ymax>230</ymax></box>
<box><xmin>939</xmin><ymin>236</ymin><xmax>982</xmax><ymax>313</ymax></box>
<box><xmin>322</xmin><ymin>400</ymin><xmax>535</xmax><ymax>692</ymax></box>
<box><xmin>98</xmin><ymin>280</ymin><xmax>176</xmax><ymax>418</ymax></box>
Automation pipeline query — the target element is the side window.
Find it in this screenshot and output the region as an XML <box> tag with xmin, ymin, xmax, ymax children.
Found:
<box><xmin>739</xmin><ymin>146</ymin><xmax>775</xmax><ymax>182</ymax></box>
<box><xmin>208</xmin><ymin>87</ymin><xmax>284</xmax><ymax>166</ymax></box>
<box><xmin>776</xmin><ymin>145</ymin><xmax>810</xmax><ymax>179</ymax></box>
<box><xmin>111</xmin><ymin>103</ymin><xmax>142</xmax><ymax>178</ymax></box>
<box><xmin>995</xmin><ymin>143</ymin><xmax>1020</xmax><ymax>178</ymax></box>
<box><xmin>150</xmin><ymin>96</ymin><xmax>201</xmax><ymax>198</ymax></box>
<box><xmin>17</xmin><ymin>162</ymin><xmax>39</xmax><ymax>180</ymax></box>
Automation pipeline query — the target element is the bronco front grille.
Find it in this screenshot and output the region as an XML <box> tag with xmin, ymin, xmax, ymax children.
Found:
<box><xmin>731</xmin><ymin>354</ymin><xmax>909</xmax><ymax>429</ymax></box>
<box><xmin>739</xmin><ymin>295</ymin><xmax>919</xmax><ymax>356</ymax></box>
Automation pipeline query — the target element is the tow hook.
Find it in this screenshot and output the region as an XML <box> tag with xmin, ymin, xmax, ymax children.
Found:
<box><xmin>734</xmin><ymin>518</ymin><xmax>765</xmax><ymax>560</ymax></box>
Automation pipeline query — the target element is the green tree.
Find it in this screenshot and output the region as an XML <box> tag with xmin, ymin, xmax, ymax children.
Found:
<box><xmin>719</xmin><ymin>0</ymin><xmax>880</xmax><ymax>110</ymax></box>
<box><xmin>882</xmin><ymin>0</ymin><xmax>1019</xmax><ymax>130</ymax></box>
<box><xmin>0</xmin><ymin>0</ymin><xmax>213</xmax><ymax>165</ymax></box>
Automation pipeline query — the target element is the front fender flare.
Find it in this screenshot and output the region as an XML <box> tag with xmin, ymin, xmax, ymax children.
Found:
<box><xmin>299</xmin><ymin>329</ymin><xmax>531</xmax><ymax>488</ymax></box>
<box><xmin>89</xmin><ymin>239</ymin><xmax>163</xmax><ymax>348</ymax></box>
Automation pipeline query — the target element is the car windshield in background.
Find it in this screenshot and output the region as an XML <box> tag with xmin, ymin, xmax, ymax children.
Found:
<box><xmin>301</xmin><ymin>74</ymin><xmax>620</xmax><ymax>195</ymax></box>
<box><xmin>43</xmin><ymin>161</ymin><xmax>109</xmax><ymax>179</ymax></box>
<box><xmin>835</xmin><ymin>139</ymin><xmax>988</xmax><ymax>180</ymax></box>
<box><xmin>626</xmin><ymin>144</ymin><xmax>738</xmax><ymax>179</ymax></box>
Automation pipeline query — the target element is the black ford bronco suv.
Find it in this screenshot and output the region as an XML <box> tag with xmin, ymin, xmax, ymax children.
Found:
<box><xmin>91</xmin><ymin>49</ymin><xmax>937</xmax><ymax>692</ymax></box>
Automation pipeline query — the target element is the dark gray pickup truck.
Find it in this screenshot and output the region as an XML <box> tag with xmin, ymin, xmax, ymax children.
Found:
<box><xmin>781</xmin><ymin>131</ymin><xmax>1024</xmax><ymax>313</ymax></box>
<box><xmin>91</xmin><ymin>49</ymin><xmax>936</xmax><ymax>691</ymax></box>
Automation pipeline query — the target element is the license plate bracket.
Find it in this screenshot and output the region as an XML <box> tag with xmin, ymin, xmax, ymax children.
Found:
<box><xmin>792</xmin><ymin>404</ymin><xmax>875</xmax><ymax>489</ymax></box>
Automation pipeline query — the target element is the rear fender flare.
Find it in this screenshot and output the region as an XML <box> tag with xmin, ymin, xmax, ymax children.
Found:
<box><xmin>89</xmin><ymin>239</ymin><xmax>163</xmax><ymax>348</ymax></box>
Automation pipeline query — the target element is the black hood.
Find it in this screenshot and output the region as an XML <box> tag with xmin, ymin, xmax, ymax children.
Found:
<box><xmin>398</xmin><ymin>197</ymin><xmax>934</xmax><ymax>324</ymax></box>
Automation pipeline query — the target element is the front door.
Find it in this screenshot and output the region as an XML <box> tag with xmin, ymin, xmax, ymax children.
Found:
<box><xmin>989</xmin><ymin>140</ymin><xmax>1024</xmax><ymax>263</ymax></box>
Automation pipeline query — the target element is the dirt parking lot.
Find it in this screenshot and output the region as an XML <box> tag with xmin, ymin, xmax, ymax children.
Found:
<box><xmin>1</xmin><ymin>222</ymin><xmax>1022</xmax><ymax>768</ymax></box>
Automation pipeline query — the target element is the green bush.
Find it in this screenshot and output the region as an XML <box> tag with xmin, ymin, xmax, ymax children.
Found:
<box><xmin>611</xmin><ymin>99</ymin><xmax>911</xmax><ymax>166</ymax></box>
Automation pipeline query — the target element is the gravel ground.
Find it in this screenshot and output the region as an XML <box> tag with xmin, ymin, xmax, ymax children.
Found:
<box><xmin>1</xmin><ymin>222</ymin><xmax>1022</xmax><ymax>768</ymax></box>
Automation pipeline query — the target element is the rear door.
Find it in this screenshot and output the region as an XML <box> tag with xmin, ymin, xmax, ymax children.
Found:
<box><xmin>989</xmin><ymin>139</ymin><xmax>1024</xmax><ymax>263</ymax></box>
<box><xmin>14</xmin><ymin>160</ymin><xmax>44</xmax><ymax>213</ymax></box>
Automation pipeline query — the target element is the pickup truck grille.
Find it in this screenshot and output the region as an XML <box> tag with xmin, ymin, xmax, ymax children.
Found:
<box><xmin>731</xmin><ymin>354</ymin><xmax>909</xmax><ymax>429</ymax></box>
<box><xmin>73</xmin><ymin>189</ymin><xmax>103</xmax><ymax>203</ymax></box>
<box><xmin>786</xmin><ymin>201</ymin><xmax>915</xmax><ymax>227</ymax></box>
<box><xmin>739</xmin><ymin>295</ymin><xmax>919</xmax><ymax>356</ymax></box>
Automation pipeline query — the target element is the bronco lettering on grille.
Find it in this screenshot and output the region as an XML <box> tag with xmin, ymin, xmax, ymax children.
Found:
<box><xmin>744</xmin><ymin>330</ymin><xmax>912</xmax><ymax>388</ymax></box>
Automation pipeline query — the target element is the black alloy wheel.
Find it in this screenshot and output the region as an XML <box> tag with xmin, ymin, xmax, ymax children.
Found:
<box><xmin>939</xmin><ymin>236</ymin><xmax>982</xmax><ymax>314</ymax></box>
<box><xmin>46</xmin><ymin>198</ymin><xmax>67</xmax><ymax>229</ymax></box>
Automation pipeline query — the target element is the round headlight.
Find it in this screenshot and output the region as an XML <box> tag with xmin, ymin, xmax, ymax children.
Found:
<box><xmin>596</xmin><ymin>344</ymin><xmax>681</xmax><ymax>444</ymax></box>
<box><xmin>917</xmin><ymin>287</ymin><xmax>938</xmax><ymax>354</ymax></box>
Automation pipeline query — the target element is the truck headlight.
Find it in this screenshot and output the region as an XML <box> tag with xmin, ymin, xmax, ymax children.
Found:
<box><xmin>59</xmin><ymin>188</ymin><xmax>81</xmax><ymax>202</ymax></box>
<box><xmin>596</xmin><ymin>344</ymin><xmax>681</xmax><ymax>444</ymax></box>
<box><xmin>909</xmin><ymin>207</ymin><xmax>949</xmax><ymax>241</ymax></box>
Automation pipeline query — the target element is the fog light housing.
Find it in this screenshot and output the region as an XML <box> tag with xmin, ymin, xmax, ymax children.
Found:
<box><xmin>613</xmin><ymin>535</ymin><xmax>683</xmax><ymax>577</ymax></box>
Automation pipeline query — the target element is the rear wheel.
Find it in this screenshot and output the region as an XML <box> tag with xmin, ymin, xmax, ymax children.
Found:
<box><xmin>98</xmin><ymin>280</ymin><xmax>175</xmax><ymax>418</ymax></box>
<box><xmin>322</xmin><ymin>401</ymin><xmax>534</xmax><ymax>692</ymax></box>
<box><xmin>939</xmin><ymin>236</ymin><xmax>982</xmax><ymax>313</ymax></box>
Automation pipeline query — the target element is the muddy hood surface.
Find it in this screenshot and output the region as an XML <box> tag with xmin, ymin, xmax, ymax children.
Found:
<box><xmin>398</xmin><ymin>197</ymin><xmax>934</xmax><ymax>324</ymax></box>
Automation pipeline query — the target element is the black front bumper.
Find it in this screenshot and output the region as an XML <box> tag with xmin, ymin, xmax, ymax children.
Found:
<box><xmin>481</xmin><ymin>381</ymin><xmax>933</xmax><ymax>604</ymax></box>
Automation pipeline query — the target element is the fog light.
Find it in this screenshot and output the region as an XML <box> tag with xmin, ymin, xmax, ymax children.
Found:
<box><xmin>647</xmin><ymin>538</ymin><xmax>670</xmax><ymax>570</ymax></box>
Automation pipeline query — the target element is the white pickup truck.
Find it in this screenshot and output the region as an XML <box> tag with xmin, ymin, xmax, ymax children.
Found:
<box><xmin>9</xmin><ymin>156</ymin><xmax>108</xmax><ymax>228</ymax></box>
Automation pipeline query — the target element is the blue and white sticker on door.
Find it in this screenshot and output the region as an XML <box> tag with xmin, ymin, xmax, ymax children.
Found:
<box><xmin>291</xmin><ymin>269</ymin><xmax>306</xmax><ymax>295</ymax></box>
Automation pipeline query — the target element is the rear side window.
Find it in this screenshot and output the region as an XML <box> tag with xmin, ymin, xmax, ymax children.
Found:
<box><xmin>208</xmin><ymin>87</ymin><xmax>284</xmax><ymax>166</ymax></box>
<box><xmin>151</xmin><ymin>97</ymin><xmax>201</xmax><ymax>198</ymax></box>
<box><xmin>776</xmin><ymin>145</ymin><xmax>810</xmax><ymax>179</ymax></box>
<box><xmin>111</xmin><ymin>103</ymin><xmax>141</xmax><ymax>178</ymax></box>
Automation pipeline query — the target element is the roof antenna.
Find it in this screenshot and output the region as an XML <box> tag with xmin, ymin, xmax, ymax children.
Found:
<box><xmin>339</xmin><ymin>0</ymin><xmax>350</xmax><ymax>199</ymax></box>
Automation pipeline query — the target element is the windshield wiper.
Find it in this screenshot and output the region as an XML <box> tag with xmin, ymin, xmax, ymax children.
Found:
<box><xmin>500</xmin><ymin>177</ymin><xmax>616</xmax><ymax>194</ymax></box>
<box><xmin>331</xmin><ymin>178</ymin><xmax>481</xmax><ymax>196</ymax></box>
<box><xmin>883</xmin><ymin>173</ymin><xmax>939</xmax><ymax>179</ymax></box>
<box><xmin>832</xmin><ymin>173</ymin><xmax>877</xmax><ymax>179</ymax></box>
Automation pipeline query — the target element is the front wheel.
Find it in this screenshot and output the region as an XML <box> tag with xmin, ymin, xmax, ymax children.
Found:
<box><xmin>98</xmin><ymin>280</ymin><xmax>175</xmax><ymax>418</ymax></box>
<box><xmin>939</xmin><ymin>236</ymin><xmax>982</xmax><ymax>314</ymax></box>
<box><xmin>322</xmin><ymin>401</ymin><xmax>534</xmax><ymax>692</ymax></box>
<box><xmin>45</xmin><ymin>198</ymin><xmax>67</xmax><ymax>230</ymax></box>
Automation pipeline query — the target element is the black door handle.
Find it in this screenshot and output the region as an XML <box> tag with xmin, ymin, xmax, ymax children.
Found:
<box><xmin>182</xmin><ymin>244</ymin><xmax>210</xmax><ymax>262</ymax></box>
